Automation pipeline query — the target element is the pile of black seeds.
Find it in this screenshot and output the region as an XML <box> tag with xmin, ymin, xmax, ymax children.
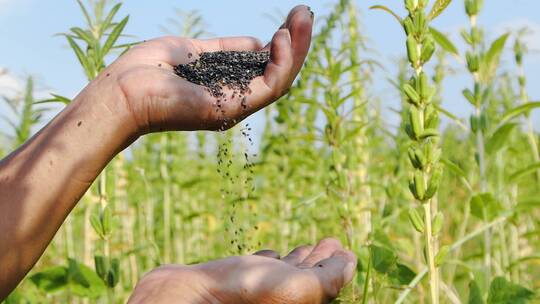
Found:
<box><xmin>174</xmin><ymin>51</ymin><xmax>270</xmax><ymax>99</ymax></box>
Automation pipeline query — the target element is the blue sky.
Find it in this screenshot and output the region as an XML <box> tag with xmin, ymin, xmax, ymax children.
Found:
<box><xmin>0</xmin><ymin>0</ymin><xmax>539</xmax><ymax>140</ymax></box>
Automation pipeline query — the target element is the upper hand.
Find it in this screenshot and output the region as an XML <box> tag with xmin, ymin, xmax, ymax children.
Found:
<box><xmin>97</xmin><ymin>5</ymin><xmax>313</xmax><ymax>135</ymax></box>
<box><xmin>127</xmin><ymin>238</ymin><xmax>357</xmax><ymax>304</ymax></box>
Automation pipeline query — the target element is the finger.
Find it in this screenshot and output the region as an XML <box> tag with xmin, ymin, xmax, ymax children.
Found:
<box><xmin>192</xmin><ymin>36</ymin><xmax>263</xmax><ymax>52</ymax></box>
<box><xmin>263</xmin><ymin>5</ymin><xmax>313</xmax><ymax>80</ymax></box>
<box><xmin>261</xmin><ymin>28</ymin><xmax>293</xmax><ymax>97</ymax></box>
<box><xmin>253</xmin><ymin>249</ymin><xmax>280</xmax><ymax>259</ymax></box>
<box><xmin>281</xmin><ymin>245</ymin><xmax>314</xmax><ymax>265</ymax></box>
<box><xmin>298</xmin><ymin>238</ymin><xmax>343</xmax><ymax>268</ymax></box>
<box><xmin>312</xmin><ymin>250</ymin><xmax>357</xmax><ymax>300</ymax></box>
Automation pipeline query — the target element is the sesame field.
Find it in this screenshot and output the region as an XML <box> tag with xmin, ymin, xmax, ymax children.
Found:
<box><xmin>1</xmin><ymin>0</ymin><xmax>539</xmax><ymax>303</ymax></box>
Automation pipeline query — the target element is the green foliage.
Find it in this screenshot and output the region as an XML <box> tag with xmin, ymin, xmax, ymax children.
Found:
<box><xmin>487</xmin><ymin>277</ymin><xmax>534</xmax><ymax>304</ymax></box>
<box><xmin>4</xmin><ymin>0</ymin><xmax>540</xmax><ymax>303</ymax></box>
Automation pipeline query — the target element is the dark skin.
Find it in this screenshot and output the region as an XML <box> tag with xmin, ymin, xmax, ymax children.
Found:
<box><xmin>0</xmin><ymin>6</ymin><xmax>357</xmax><ymax>303</ymax></box>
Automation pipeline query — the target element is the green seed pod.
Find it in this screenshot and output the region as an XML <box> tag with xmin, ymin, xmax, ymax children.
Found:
<box><xmin>518</xmin><ymin>75</ymin><xmax>526</xmax><ymax>87</ymax></box>
<box><xmin>426</xmin><ymin>145</ymin><xmax>442</xmax><ymax>164</ymax></box>
<box><xmin>94</xmin><ymin>255</ymin><xmax>108</xmax><ymax>280</ymax></box>
<box><xmin>415</xmin><ymin>148</ymin><xmax>427</xmax><ymax>168</ymax></box>
<box><xmin>514</xmin><ymin>40</ymin><xmax>523</xmax><ymax>65</ymax></box>
<box><xmin>413</xmin><ymin>11</ymin><xmax>426</xmax><ymax>35</ymax></box>
<box><xmin>406</xmin><ymin>35</ymin><xmax>419</xmax><ymax>66</ymax></box>
<box><xmin>461</xmin><ymin>29</ymin><xmax>472</xmax><ymax>45</ymax></box>
<box><xmin>465</xmin><ymin>0</ymin><xmax>476</xmax><ymax>16</ymax></box>
<box><xmin>408</xmin><ymin>208</ymin><xmax>425</xmax><ymax>233</ymax></box>
<box><xmin>420</xmin><ymin>128</ymin><xmax>439</xmax><ymax>139</ymax></box>
<box><xmin>418</xmin><ymin>0</ymin><xmax>428</xmax><ymax>9</ymax></box>
<box><xmin>435</xmin><ymin>245</ymin><xmax>450</xmax><ymax>267</ymax></box>
<box><xmin>405</xmin><ymin>0</ymin><xmax>416</xmax><ymax>14</ymax></box>
<box><xmin>421</xmin><ymin>36</ymin><xmax>435</xmax><ymax>63</ymax></box>
<box><xmin>425</xmin><ymin>165</ymin><xmax>443</xmax><ymax>199</ymax></box>
<box><xmin>408</xmin><ymin>147</ymin><xmax>421</xmax><ymax>168</ymax></box>
<box><xmin>471</xmin><ymin>27</ymin><xmax>483</xmax><ymax>45</ymax></box>
<box><xmin>413</xmin><ymin>170</ymin><xmax>426</xmax><ymax>201</ymax></box>
<box><xmin>432</xmin><ymin>212</ymin><xmax>444</xmax><ymax>235</ymax></box>
<box><xmin>466</xmin><ymin>51</ymin><xmax>479</xmax><ymax>73</ymax></box>
<box><xmin>409</xmin><ymin>106</ymin><xmax>423</xmax><ymax>138</ymax></box>
<box><xmin>403</xmin><ymin>16</ymin><xmax>415</xmax><ymax>36</ymax></box>
<box><xmin>462</xmin><ymin>88</ymin><xmax>476</xmax><ymax>105</ymax></box>
<box><xmin>102</xmin><ymin>206</ymin><xmax>112</xmax><ymax>237</ymax></box>
<box><xmin>479</xmin><ymin>112</ymin><xmax>488</xmax><ymax>132</ymax></box>
<box><xmin>470</xmin><ymin>115</ymin><xmax>478</xmax><ymax>133</ymax></box>
<box><xmin>405</xmin><ymin>123</ymin><xmax>415</xmax><ymax>139</ymax></box>
<box><xmin>403</xmin><ymin>83</ymin><xmax>421</xmax><ymax>105</ymax></box>
<box><xmin>424</xmin><ymin>106</ymin><xmax>439</xmax><ymax>129</ymax></box>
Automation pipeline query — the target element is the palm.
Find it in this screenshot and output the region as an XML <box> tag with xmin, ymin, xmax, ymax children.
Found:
<box><xmin>128</xmin><ymin>238</ymin><xmax>357</xmax><ymax>304</ymax></box>
<box><xmin>108</xmin><ymin>5</ymin><xmax>313</xmax><ymax>133</ymax></box>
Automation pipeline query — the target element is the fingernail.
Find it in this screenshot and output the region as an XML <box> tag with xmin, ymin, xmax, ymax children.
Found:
<box><xmin>307</xmin><ymin>6</ymin><xmax>314</xmax><ymax>19</ymax></box>
<box><xmin>343</xmin><ymin>262</ymin><xmax>356</xmax><ymax>283</ymax></box>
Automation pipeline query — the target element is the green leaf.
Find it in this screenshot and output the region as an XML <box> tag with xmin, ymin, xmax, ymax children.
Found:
<box><xmin>389</xmin><ymin>263</ymin><xmax>416</xmax><ymax>285</ymax></box>
<box><xmin>29</xmin><ymin>266</ymin><xmax>69</xmax><ymax>293</ymax></box>
<box><xmin>70</xmin><ymin>27</ymin><xmax>94</xmax><ymax>45</ymax></box>
<box><xmin>102</xmin><ymin>15</ymin><xmax>129</xmax><ymax>57</ymax></box>
<box><xmin>500</xmin><ymin>101</ymin><xmax>540</xmax><ymax>125</ymax></box>
<box><xmin>34</xmin><ymin>93</ymin><xmax>71</xmax><ymax>105</ymax></box>
<box><xmin>468</xmin><ymin>279</ymin><xmax>484</xmax><ymax>304</ymax></box>
<box><xmin>370</xmin><ymin>245</ymin><xmax>397</xmax><ymax>274</ymax></box>
<box><xmin>369</xmin><ymin>5</ymin><xmax>403</xmax><ymax>24</ymax></box>
<box><xmin>470</xmin><ymin>193</ymin><xmax>503</xmax><ymax>221</ymax></box>
<box><xmin>90</xmin><ymin>214</ymin><xmax>104</xmax><ymax>238</ymax></box>
<box><xmin>509</xmin><ymin>162</ymin><xmax>540</xmax><ymax>183</ymax></box>
<box><xmin>67</xmin><ymin>259</ymin><xmax>107</xmax><ymax>298</ymax></box>
<box><xmin>479</xmin><ymin>33</ymin><xmax>510</xmax><ymax>85</ymax></box>
<box><xmin>76</xmin><ymin>0</ymin><xmax>93</xmax><ymax>28</ymax></box>
<box><xmin>100</xmin><ymin>3</ymin><xmax>122</xmax><ymax>37</ymax></box>
<box><xmin>434</xmin><ymin>245</ymin><xmax>450</xmax><ymax>266</ymax></box>
<box><xmin>428</xmin><ymin>0</ymin><xmax>453</xmax><ymax>20</ymax></box>
<box><xmin>485</xmin><ymin>123</ymin><xmax>517</xmax><ymax>154</ymax></box>
<box><xmin>430</xmin><ymin>27</ymin><xmax>459</xmax><ymax>56</ymax></box>
<box><xmin>66</xmin><ymin>35</ymin><xmax>93</xmax><ymax>80</ymax></box>
<box><xmin>487</xmin><ymin>277</ymin><xmax>534</xmax><ymax>304</ymax></box>
<box><xmin>440</xmin><ymin>157</ymin><xmax>467</xmax><ymax>179</ymax></box>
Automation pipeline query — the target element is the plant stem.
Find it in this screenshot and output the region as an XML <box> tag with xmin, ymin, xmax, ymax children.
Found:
<box><xmin>423</xmin><ymin>201</ymin><xmax>439</xmax><ymax>304</ymax></box>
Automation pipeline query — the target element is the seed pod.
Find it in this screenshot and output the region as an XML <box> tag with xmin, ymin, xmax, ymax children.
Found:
<box><xmin>420</xmin><ymin>128</ymin><xmax>439</xmax><ymax>139</ymax></box>
<box><xmin>465</xmin><ymin>0</ymin><xmax>476</xmax><ymax>16</ymax></box>
<box><xmin>462</xmin><ymin>88</ymin><xmax>476</xmax><ymax>106</ymax></box>
<box><xmin>514</xmin><ymin>40</ymin><xmax>523</xmax><ymax>65</ymax></box>
<box><xmin>424</xmin><ymin>106</ymin><xmax>439</xmax><ymax>129</ymax></box>
<box><xmin>94</xmin><ymin>255</ymin><xmax>108</xmax><ymax>280</ymax></box>
<box><xmin>518</xmin><ymin>76</ymin><xmax>526</xmax><ymax>87</ymax></box>
<box><xmin>405</xmin><ymin>0</ymin><xmax>416</xmax><ymax>14</ymax></box>
<box><xmin>432</xmin><ymin>212</ymin><xmax>444</xmax><ymax>235</ymax></box>
<box><xmin>102</xmin><ymin>206</ymin><xmax>111</xmax><ymax>236</ymax></box>
<box><xmin>413</xmin><ymin>170</ymin><xmax>426</xmax><ymax>201</ymax></box>
<box><xmin>479</xmin><ymin>112</ymin><xmax>488</xmax><ymax>132</ymax></box>
<box><xmin>408</xmin><ymin>208</ymin><xmax>425</xmax><ymax>233</ymax></box>
<box><xmin>421</xmin><ymin>36</ymin><xmax>435</xmax><ymax>63</ymax></box>
<box><xmin>406</xmin><ymin>35</ymin><xmax>419</xmax><ymax>66</ymax></box>
<box><xmin>435</xmin><ymin>245</ymin><xmax>450</xmax><ymax>267</ymax></box>
<box><xmin>403</xmin><ymin>83</ymin><xmax>421</xmax><ymax>105</ymax></box>
<box><xmin>471</xmin><ymin>27</ymin><xmax>483</xmax><ymax>46</ymax></box>
<box><xmin>413</xmin><ymin>11</ymin><xmax>426</xmax><ymax>34</ymax></box>
<box><xmin>414</xmin><ymin>148</ymin><xmax>427</xmax><ymax>168</ymax></box>
<box><xmin>403</xmin><ymin>16</ymin><xmax>415</xmax><ymax>36</ymax></box>
<box><xmin>408</xmin><ymin>147</ymin><xmax>421</xmax><ymax>168</ymax></box>
<box><xmin>466</xmin><ymin>51</ymin><xmax>479</xmax><ymax>73</ymax></box>
<box><xmin>409</xmin><ymin>106</ymin><xmax>423</xmax><ymax>138</ymax></box>
<box><xmin>461</xmin><ymin>29</ymin><xmax>472</xmax><ymax>45</ymax></box>
<box><xmin>470</xmin><ymin>115</ymin><xmax>478</xmax><ymax>133</ymax></box>
<box><xmin>405</xmin><ymin>123</ymin><xmax>415</xmax><ymax>139</ymax></box>
<box><xmin>418</xmin><ymin>0</ymin><xmax>428</xmax><ymax>9</ymax></box>
<box><xmin>425</xmin><ymin>165</ymin><xmax>443</xmax><ymax>199</ymax></box>
<box><xmin>426</xmin><ymin>145</ymin><xmax>442</xmax><ymax>165</ymax></box>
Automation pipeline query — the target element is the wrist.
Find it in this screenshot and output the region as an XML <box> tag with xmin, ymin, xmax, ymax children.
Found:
<box><xmin>72</xmin><ymin>75</ymin><xmax>141</xmax><ymax>151</ymax></box>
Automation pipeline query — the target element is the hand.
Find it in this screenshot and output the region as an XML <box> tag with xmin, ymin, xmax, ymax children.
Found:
<box><xmin>96</xmin><ymin>5</ymin><xmax>313</xmax><ymax>135</ymax></box>
<box><xmin>127</xmin><ymin>238</ymin><xmax>357</xmax><ymax>304</ymax></box>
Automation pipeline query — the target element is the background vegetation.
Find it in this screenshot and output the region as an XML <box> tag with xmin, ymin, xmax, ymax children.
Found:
<box><xmin>1</xmin><ymin>0</ymin><xmax>539</xmax><ymax>303</ymax></box>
